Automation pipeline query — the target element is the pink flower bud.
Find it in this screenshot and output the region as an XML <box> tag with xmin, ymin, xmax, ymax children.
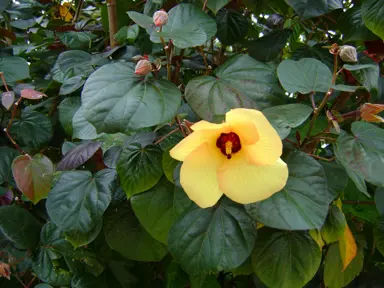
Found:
<box><xmin>153</xmin><ymin>10</ymin><xmax>168</xmax><ymax>27</ymax></box>
<box><xmin>135</xmin><ymin>59</ymin><xmax>152</xmax><ymax>75</ymax></box>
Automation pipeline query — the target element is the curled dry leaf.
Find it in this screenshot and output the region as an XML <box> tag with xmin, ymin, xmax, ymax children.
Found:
<box><xmin>20</xmin><ymin>89</ymin><xmax>47</xmax><ymax>100</ymax></box>
<box><xmin>1</xmin><ymin>91</ymin><xmax>15</xmax><ymax>110</ymax></box>
<box><xmin>0</xmin><ymin>262</ymin><xmax>10</xmax><ymax>280</ymax></box>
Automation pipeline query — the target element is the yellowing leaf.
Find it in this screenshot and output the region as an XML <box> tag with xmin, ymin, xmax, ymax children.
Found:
<box><xmin>339</xmin><ymin>224</ymin><xmax>357</xmax><ymax>271</ymax></box>
<box><xmin>53</xmin><ymin>3</ymin><xmax>73</xmax><ymax>22</ymax></box>
<box><xmin>309</xmin><ymin>229</ymin><xmax>325</xmax><ymax>249</ymax></box>
<box><xmin>256</xmin><ymin>222</ymin><xmax>264</xmax><ymax>229</ymax></box>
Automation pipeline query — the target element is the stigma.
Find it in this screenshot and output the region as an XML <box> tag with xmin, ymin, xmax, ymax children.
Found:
<box><xmin>216</xmin><ymin>132</ymin><xmax>241</xmax><ymax>159</ymax></box>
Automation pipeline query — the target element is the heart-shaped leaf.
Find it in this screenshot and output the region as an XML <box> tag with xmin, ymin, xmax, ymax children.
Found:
<box><xmin>245</xmin><ymin>150</ymin><xmax>329</xmax><ymax>230</ymax></box>
<box><xmin>0</xmin><ymin>56</ymin><xmax>30</xmax><ymax>83</ymax></box>
<box><xmin>168</xmin><ymin>198</ymin><xmax>257</xmax><ymax>274</ymax></box>
<box><xmin>117</xmin><ymin>143</ymin><xmax>163</xmax><ymax>198</ymax></box>
<box><xmin>131</xmin><ymin>177</ymin><xmax>192</xmax><ymax>244</ymax></box>
<box><xmin>56</xmin><ymin>141</ymin><xmax>102</xmax><ymax>171</ymax></box>
<box><xmin>12</xmin><ymin>154</ymin><xmax>54</xmax><ymax>204</ymax></box>
<box><xmin>0</xmin><ymin>147</ymin><xmax>19</xmax><ymax>185</ymax></box>
<box><xmin>1</xmin><ymin>91</ymin><xmax>15</xmax><ymax>110</ymax></box>
<box><xmin>185</xmin><ymin>54</ymin><xmax>284</xmax><ymax>121</ymax></box>
<box><xmin>72</xmin><ymin>106</ymin><xmax>100</xmax><ymax>140</ymax></box>
<box><xmin>81</xmin><ymin>62</ymin><xmax>181</xmax><ymax>133</ymax></box>
<box><xmin>285</xmin><ymin>0</ymin><xmax>343</xmax><ymax>19</ymax></box>
<box><xmin>361</xmin><ymin>0</ymin><xmax>384</xmax><ymax>40</ymax></box>
<box><xmin>58</xmin><ymin>97</ymin><xmax>81</xmax><ymax>136</ymax></box>
<box><xmin>277</xmin><ymin>58</ymin><xmax>333</xmax><ymax>93</ymax></box>
<box><xmin>20</xmin><ymin>89</ymin><xmax>47</xmax><ymax>100</ymax></box>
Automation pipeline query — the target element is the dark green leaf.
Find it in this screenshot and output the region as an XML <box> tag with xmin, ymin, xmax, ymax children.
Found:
<box><xmin>335</xmin><ymin>122</ymin><xmax>384</xmax><ymax>186</ymax></box>
<box><xmin>321</xmin><ymin>205</ymin><xmax>347</xmax><ymax>244</ymax></box>
<box><xmin>150</xmin><ymin>4</ymin><xmax>217</xmax><ymax>49</ymax></box>
<box><xmin>216</xmin><ymin>9</ymin><xmax>248</xmax><ymax>45</ymax></box>
<box><xmin>144</xmin><ymin>0</ymin><xmax>163</xmax><ymax>16</ymax></box>
<box><xmin>168</xmin><ymin>198</ymin><xmax>256</xmax><ymax>274</ymax></box>
<box><xmin>262</xmin><ymin>103</ymin><xmax>312</xmax><ymax>139</ymax></box>
<box><xmin>374</xmin><ymin>220</ymin><xmax>384</xmax><ymax>257</ymax></box>
<box><xmin>0</xmin><ymin>0</ymin><xmax>11</xmax><ymax>13</ymax></box>
<box><xmin>245</xmin><ymin>150</ymin><xmax>328</xmax><ymax>230</ymax></box>
<box><xmin>185</xmin><ymin>54</ymin><xmax>284</xmax><ymax>121</ymax></box>
<box><xmin>0</xmin><ymin>56</ymin><xmax>30</xmax><ymax>83</ymax></box>
<box><xmin>207</xmin><ymin>0</ymin><xmax>230</xmax><ymax>14</ymax></box>
<box><xmin>12</xmin><ymin>154</ymin><xmax>54</xmax><ymax>204</ymax></box>
<box><xmin>0</xmin><ymin>206</ymin><xmax>40</xmax><ymax>250</ymax></box>
<box><xmin>190</xmin><ymin>275</ymin><xmax>220</xmax><ymax>288</ymax></box>
<box><xmin>72</xmin><ymin>107</ymin><xmax>100</xmax><ymax>140</ymax></box>
<box><xmin>34</xmin><ymin>284</ymin><xmax>54</xmax><ymax>288</ymax></box>
<box><xmin>57</xmin><ymin>141</ymin><xmax>101</xmax><ymax>171</ymax></box>
<box><xmin>0</xmin><ymin>147</ymin><xmax>19</xmax><ymax>185</ymax></box>
<box><xmin>252</xmin><ymin>228</ymin><xmax>321</xmax><ymax>288</ymax></box>
<box><xmin>64</xmin><ymin>220</ymin><xmax>103</xmax><ymax>248</ymax></box>
<box><xmin>59</xmin><ymin>76</ymin><xmax>86</xmax><ymax>95</ymax></box>
<box><xmin>115</xmin><ymin>25</ymin><xmax>139</xmax><ymax>44</ymax></box>
<box><xmin>58</xmin><ymin>97</ymin><xmax>81</xmax><ymax>136</ymax></box>
<box><xmin>127</xmin><ymin>11</ymin><xmax>153</xmax><ymax>29</ymax></box>
<box><xmin>285</xmin><ymin>0</ymin><xmax>343</xmax><ymax>19</ymax></box>
<box><xmin>117</xmin><ymin>144</ymin><xmax>163</xmax><ymax>198</ymax></box>
<box><xmin>103</xmin><ymin>203</ymin><xmax>168</xmax><ymax>261</ymax></box>
<box><xmin>46</xmin><ymin>169</ymin><xmax>117</xmax><ymax>246</ymax></box>
<box><xmin>59</xmin><ymin>32</ymin><xmax>97</xmax><ymax>49</ymax></box>
<box><xmin>9</xmin><ymin>110</ymin><xmax>53</xmax><ymax>151</ymax></box>
<box><xmin>292</xmin><ymin>43</ymin><xmax>334</xmax><ymax>69</ymax></box>
<box><xmin>320</xmin><ymin>161</ymin><xmax>348</xmax><ymax>203</ymax></box>
<box><xmin>343</xmin><ymin>63</ymin><xmax>379</xmax><ymax>93</ymax></box>
<box><xmin>162</xmin><ymin>147</ymin><xmax>180</xmax><ymax>183</ymax></box>
<box><xmin>277</xmin><ymin>58</ymin><xmax>333</xmax><ymax>93</ymax></box>
<box><xmin>131</xmin><ymin>178</ymin><xmax>192</xmax><ymax>244</ymax></box>
<box><xmin>362</xmin><ymin>0</ymin><xmax>384</xmax><ymax>40</ymax></box>
<box><xmin>248</xmin><ymin>29</ymin><xmax>292</xmax><ymax>62</ymax></box>
<box><xmin>324</xmin><ymin>243</ymin><xmax>364</xmax><ymax>288</ymax></box>
<box><xmin>81</xmin><ymin>62</ymin><xmax>181</xmax><ymax>133</ymax></box>
<box><xmin>10</xmin><ymin>18</ymin><xmax>36</xmax><ymax>29</ymax></box>
<box><xmin>71</xmin><ymin>274</ymin><xmax>100</xmax><ymax>288</ymax></box>
<box><xmin>40</xmin><ymin>222</ymin><xmax>74</xmax><ymax>256</ymax></box>
<box><xmin>338</xmin><ymin>5</ymin><xmax>378</xmax><ymax>42</ymax></box>
<box><xmin>165</xmin><ymin>261</ymin><xmax>189</xmax><ymax>288</ymax></box>
<box><xmin>375</xmin><ymin>188</ymin><xmax>384</xmax><ymax>216</ymax></box>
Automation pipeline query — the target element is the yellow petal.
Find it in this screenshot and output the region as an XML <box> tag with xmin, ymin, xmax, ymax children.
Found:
<box><xmin>170</xmin><ymin>130</ymin><xmax>212</xmax><ymax>161</ymax></box>
<box><xmin>180</xmin><ymin>143</ymin><xmax>224</xmax><ymax>208</ymax></box>
<box><xmin>217</xmin><ymin>152</ymin><xmax>288</xmax><ymax>204</ymax></box>
<box><xmin>191</xmin><ymin>120</ymin><xmax>229</xmax><ymax>132</ymax></box>
<box><xmin>226</xmin><ymin>108</ymin><xmax>282</xmax><ymax>165</ymax></box>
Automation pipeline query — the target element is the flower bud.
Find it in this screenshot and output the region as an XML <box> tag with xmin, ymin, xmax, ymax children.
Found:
<box><xmin>339</xmin><ymin>45</ymin><xmax>358</xmax><ymax>63</ymax></box>
<box><xmin>329</xmin><ymin>43</ymin><xmax>339</xmax><ymax>55</ymax></box>
<box><xmin>360</xmin><ymin>103</ymin><xmax>384</xmax><ymax>123</ymax></box>
<box><xmin>135</xmin><ymin>59</ymin><xmax>152</xmax><ymax>75</ymax></box>
<box><xmin>153</xmin><ymin>10</ymin><xmax>168</xmax><ymax>27</ymax></box>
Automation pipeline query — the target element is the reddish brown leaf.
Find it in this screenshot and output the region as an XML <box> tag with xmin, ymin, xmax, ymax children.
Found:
<box><xmin>0</xmin><ymin>262</ymin><xmax>10</xmax><ymax>280</ymax></box>
<box><xmin>20</xmin><ymin>89</ymin><xmax>47</xmax><ymax>100</ymax></box>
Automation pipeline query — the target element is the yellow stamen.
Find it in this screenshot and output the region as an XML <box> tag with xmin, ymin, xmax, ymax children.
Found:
<box><xmin>225</xmin><ymin>141</ymin><xmax>232</xmax><ymax>158</ymax></box>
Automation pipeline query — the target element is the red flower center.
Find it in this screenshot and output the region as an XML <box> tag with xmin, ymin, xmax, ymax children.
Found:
<box><xmin>216</xmin><ymin>132</ymin><xmax>241</xmax><ymax>159</ymax></box>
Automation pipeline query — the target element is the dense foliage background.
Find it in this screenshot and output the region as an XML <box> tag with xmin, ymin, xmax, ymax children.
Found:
<box><xmin>0</xmin><ymin>0</ymin><xmax>384</xmax><ymax>287</ymax></box>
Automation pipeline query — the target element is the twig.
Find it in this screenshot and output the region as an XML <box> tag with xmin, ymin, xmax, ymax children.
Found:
<box><xmin>15</xmin><ymin>274</ymin><xmax>27</xmax><ymax>288</ymax></box>
<box><xmin>73</xmin><ymin>0</ymin><xmax>84</xmax><ymax>23</ymax></box>
<box><xmin>154</xmin><ymin>127</ymin><xmax>180</xmax><ymax>145</ymax></box>
<box><xmin>310</xmin><ymin>92</ymin><xmax>317</xmax><ymax>110</ymax></box>
<box><xmin>308</xmin><ymin>154</ymin><xmax>335</xmax><ymax>162</ymax></box>
<box><xmin>175</xmin><ymin>116</ymin><xmax>186</xmax><ymax>137</ymax></box>
<box><xmin>107</xmin><ymin>0</ymin><xmax>118</xmax><ymax>48</ymax></box>
<box><xmin>4</xmin><ymin>98</ymin><xmax>26</xmax><ymax>154</ymax></box>
<box><xmin>202</xmin><ymin>0</ymin><xmax>208</xmax><ymax>10</ymax></box>
<box><xmin>173</xmin><ymin>49</ymin><xmax>185</xmax><ymax>84</ymax></box>
<box><xmin>26</xmin><ymin>276</ymin><xmax>36</xmax><ymax>288</ymax></box>
<box><xmin>0</xmin><ymin>72</ymin><xmax>9</xmax><ymax>92</ymax></box>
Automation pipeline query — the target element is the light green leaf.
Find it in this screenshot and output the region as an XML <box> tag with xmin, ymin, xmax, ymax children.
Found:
<box><xmin>117</xmin><ymin>143</ymin><xmax>163</xmax><ymax>198</ymax></box>
<box><xmin>131</xmin><ymin>178</ymin><xmax>192</xmax><ymax>244</ymax></box>
<box><xmin>252</xmin><ymin>228</ymin><xmax>321</xmax><ymax>288</ymax></box>
<box><xmin>150</xmin><ymin>4</ymin><xmax>217</xmax><ymax>49</ymax></box>
<box><xmin>9</xmin><ymin>110</ymin><xmax>53</xmax><ymax>151</ymax></box>
<box><xmin>321</xmin><ymin>205</ymin><xmax>347</xmax><ymax>244</ymax></box>
<box><xmin>46</xmin><ymin>169</ymin><xmax>117</xmax><ymax>246</ymax></box>
<box><xmin>362</xmin><ymin>0</ymin><xmax>384</xmax><ymax>40</ymax></box>
<box><xmin>58</xmin><ymin>97</ymin><xmax>81</xmax><ymax>136</ymax></box>
<box><xmin>185</xmin><ymin>54</ymin><xmax>284</xmax><ymax>121</ymax></box>
<box><xmin>12</xmin><ymin>154</ymin><xmax>54</xmax><ymax>204</ymax></box>
<box><xmin>0</xmin><ymin>56</ymin><xmax>30</xmax><ymax>83</ymax></box>
<box><xmin>0</xmin><ymin>206</ymin><xmax>41</xmax><ymax>250</ymax></box>
<box><xmin>277</xmin><ymin>58</ymin><xmax>333</xmax><ymax>93</ymax></box>
<box><xmin>285</xmin><ymin>0</ymin><xmax>343</xmax><ymax>19</ymax></box>
<box><xmin>335</xmin><ymin>122</ymin><xmax>384</xmax><ymax>186</ymax></box>
<box><xmin>127</xmin><ymin>11</ymin><xmax>154</xmax><ymax>29</ymax></box>
<box><xmin>59</xmin><ymin>31</ymin><xmax>97</xmax><ymax>49</ymax></box>
<box><xmin>168</xmin><ymin>198</ymin><xmax>257</xmax><ymax>274</ymax></box>
<box><xmin>104</xmin><ymin>203</ymin><xmax>168</xmax><ymax>262</ymax></box>
<box><xmin>344</xmin><ymin>62</ymin><xmax>379</xmax><ymax>93</ymax></box>
<box><xmin>0</xmin><ymin>147</ymin><xmax>19</xmax><ymax>185</ymax></box>
<box><xmin>10</xmin><ymin>18</ymin><xmax>36</xmax><ymax>29</ymax></box>
<box><xmin>72</xmin><ymin>107</ymin><xmax>101</xmax><ymax>140</ymax></box>
<box><xmin>81</xmin><ymin>62</ymin><xmax>181</xmax><ymax>133</ymax></box>
<box><xmin>324</xmin><ymin>243</ymin><xmax>364</xmax><ymax>288</ymax></box>
<box><xmin>262</xmin><ymin>103</ymin><xmax>312</xmax><ymax>139</ymax></box>
<box><xmin>59</xmin><ymin>76</ymin><xmax>85</xmax><ymax>95</ymax></box>
<box><xmin>206</xmin><ymin>0</ymin><xmax>230</xmax><ymax>14</ymax></box>
<box><xmin>115</xmin><ymin>24</ymin><xmax>140</xmax><ymax>43</ymax></box>
<box><xmin>245</xmin><ymin>150</ymin><xmax>328</xmax><ymax>230</ymax></box>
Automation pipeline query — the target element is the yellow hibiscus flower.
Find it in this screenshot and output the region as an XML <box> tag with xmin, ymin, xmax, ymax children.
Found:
<box><xmin>170</xmin><ymin>108</ymin><xmax>289</xmax><ymax>208</ymax></box>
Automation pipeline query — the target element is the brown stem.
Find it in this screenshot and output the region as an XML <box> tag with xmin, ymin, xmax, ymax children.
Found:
<box><xmin>73</xmin><ymin>0</ymin><xmax>84</xmax><ymax>23</ymax></box>
<box><xmin>202</xmin><ymin>0</ymin><xmax>208</xmax><ymax>10</ymax></box>
<box><xmin>308</xmin><ymin>154</ymin><xmax>335</xmax><ymax>162</ymax></box>
<box><xmin>0</xmin><ymin>72</ymin><xmax>10</xmax><ymax>92</ymax></box>
<box><xmin>176</xmin><ymin>116</ymin><xmax>186</xmax><ymax>137</ymax></box>
<box><xmin>26</xmin><ymin>276</ymin><xmax>36</xmax><ymax>288</ymax></box>
<box><xmin>107</xmin><ymin>0</ymin><xmax>118</xmax><ymax>48</ymax></box>
<box><xmin>15</xmin><ymin>274</ymin><xmax>27</xmax><ymax>288</ymax></box>
<box><xmin>4</xmin><ymin>98</ymin><xmax>26</xmax><ymax>154</ymax></box>
<box><xmin>173</xmin><ymin>49</ymin><xmax>185</xmax><ymax>84</ymax></box>
<box><xmin>154</xmin><ymin>127</ymin><xmax>180</xmax><ymax>145</ymax></box>
<box><xmin>167</xmin><ymin>40</ymin><xmax>173</xmax><ymax>81</ymax></box>
<box><xmin>310</xmin><ymin>92</ymin><xmax>317</xmax><ymax>110</ymax></box>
